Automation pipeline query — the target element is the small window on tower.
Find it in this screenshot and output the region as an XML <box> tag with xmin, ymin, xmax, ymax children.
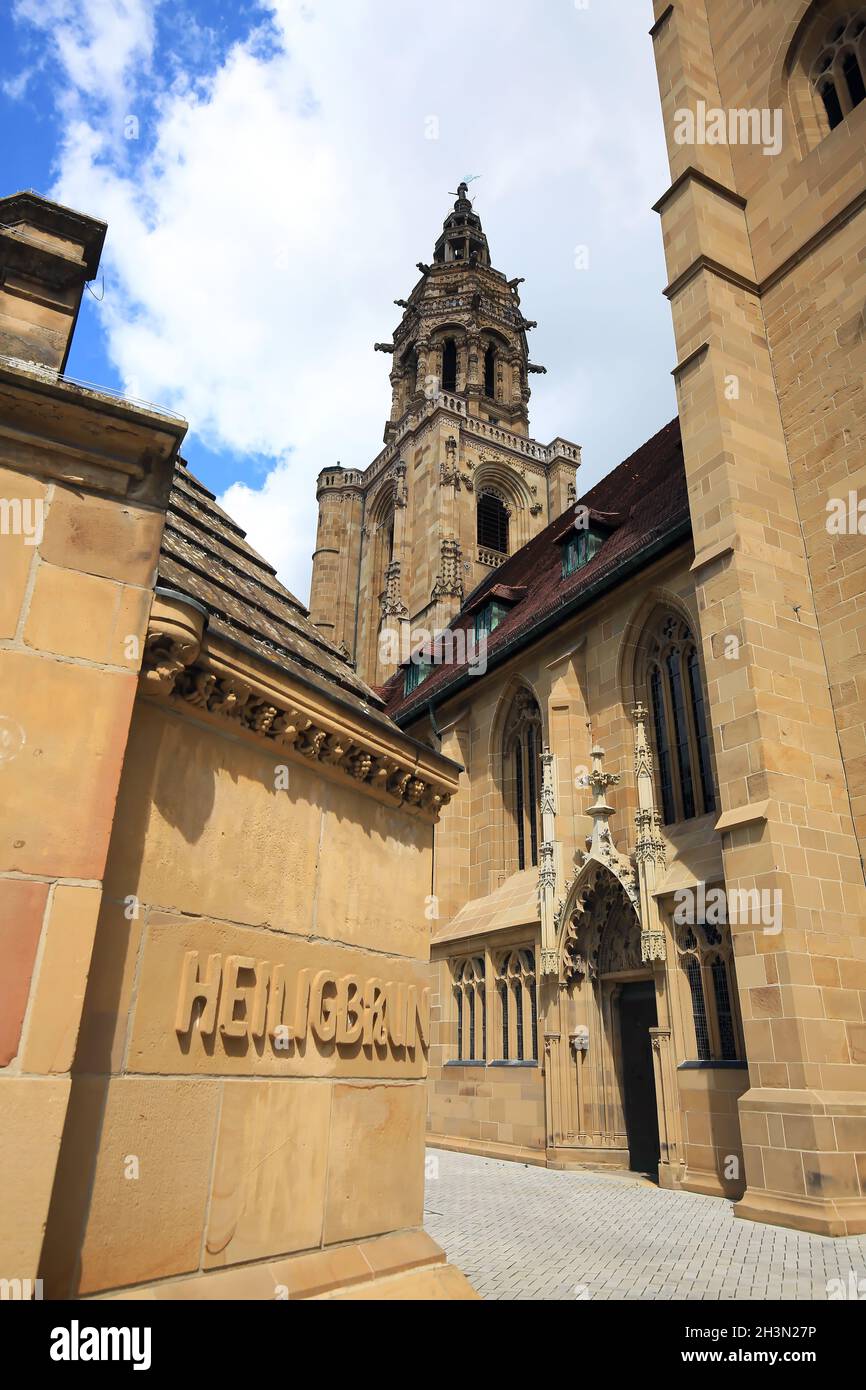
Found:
<box><xmin>442</xmin><ymin>339</ymin><xmax>457</xmax><ymax>392</ymax></box>
<box><xmin>484</xmin><ymin>345</ymin><xmax>496</xmax><ymax>398</ymax></box>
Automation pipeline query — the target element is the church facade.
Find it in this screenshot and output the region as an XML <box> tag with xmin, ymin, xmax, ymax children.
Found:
<box><xmin>2</xmin><ymin>0</ymin><xmax>866</xmax><ymax>1304</ymax></box>
<box><xmin>311</xmin><ymin>0</ymin><xmax>866</xmax><ymax>1238</ymax></box>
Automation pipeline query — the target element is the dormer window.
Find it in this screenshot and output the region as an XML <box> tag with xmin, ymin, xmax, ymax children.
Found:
<box><xmin>474</xmin><ymin>599</ymin><xmax>509</xmax><ymax>641</ymax></box>
<box><xmin>561</xmin><ymin>526</ymin><xmax>605</xmax><ymax>577</ymax></box>
<box><xmin>403</xmin><ymin>659</ymin><xmax>432</xmax><ymax>696</ymax></box>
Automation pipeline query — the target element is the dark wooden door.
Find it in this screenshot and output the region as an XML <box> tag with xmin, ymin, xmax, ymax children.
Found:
<box><xmin>618</xmin><ymin>980</ymin><xmax>661</xmax><ymax>1176</ymax></box>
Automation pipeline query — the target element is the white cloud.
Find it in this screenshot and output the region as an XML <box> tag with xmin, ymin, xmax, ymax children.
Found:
<box><xmin>11</xmin><ymin>0</ymin><xmax>155</xmax><ymax>114</ymax></box>
<box><xmin>7</xmin><ymin>0</ymin><xmax>676</xmax><ymax>603</ymax></box>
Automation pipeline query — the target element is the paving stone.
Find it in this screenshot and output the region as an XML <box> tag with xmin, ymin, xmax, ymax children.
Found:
<box><xmin>424</xmin><ymin>1147</ymin><xmax>866</xmax><ymax>1301</ymax></box>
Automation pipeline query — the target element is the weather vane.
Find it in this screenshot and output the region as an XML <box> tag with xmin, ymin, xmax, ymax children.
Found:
<box><xmin>449</xmin><ymin>175</ymin><xmax>481</xmax><ymax>203</ymax></box>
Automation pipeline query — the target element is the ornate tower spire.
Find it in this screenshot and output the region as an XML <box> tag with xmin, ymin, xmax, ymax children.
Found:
<box><xmin>308</xmin><ymin>182</ymin><xmax>580</xmax><ymax>687</ymax></box>
<box><xmin>382</xmin><ymin>178</ymin><xmax>536</xmax><ymax>442</ymax></box>
<box><xmin>434</xmin><ymin>182</ymin><xmax>491</xmax><ymax>267</ymax></box>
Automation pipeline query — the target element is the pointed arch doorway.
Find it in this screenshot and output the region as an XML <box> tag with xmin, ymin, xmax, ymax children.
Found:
<box><xmin>550</xmin><ymin>862</ymin><xmax>663</xmax><ymax>1177</ymax></box>
<box><xmin>618</xmin><ymin>980</ymin><xmax>661</xmax><ymax>1175</ymax></box>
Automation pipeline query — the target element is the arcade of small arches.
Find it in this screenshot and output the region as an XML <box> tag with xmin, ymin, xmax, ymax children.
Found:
<box><xmin>390</xmin><ymin>328</ymin><xmax>526</xmax><ymax>421</ymax></box>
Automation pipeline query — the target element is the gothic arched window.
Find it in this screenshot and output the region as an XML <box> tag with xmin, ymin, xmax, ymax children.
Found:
<box><xmin>641</xmin><ymin>612</ymin><xmax>716</xmax><ymax>825</ymax></box>
<box><xmin>484</xmin><ymin>345</ymin><xmax>496</xmax><ymax>398</ymax></box>
<box><xmin>452</xmin><ymin>956</ymin><xmax>486</xmax><ymax>1062</ymax></box>
<box><xmin>676</xmin><ymin>924</ymin><xmax>741</xmax><ymax>1063</ymax></box>
<box><xmin>477</xmin><ymin>489</ymin><xmax>510</xmax><ymax>555</ymax></box>
<box><xmin>503</xmin><ymin>690</ymin><xmax>542</xmax><ymax>872</ymax></box>
<box><xmin>495</xmin><ymin>950</ymin><xmax>538</xmax><ymax>1062</ymax></box>
<box><xmin>808</xmin><ymin>11</ymin><xmax>866</xmax><ymax>132</ymax></box>
<box><xmin>442</xmin><ymin>338</ymin><xmax>458</xmax><ymax>392</ymax></box>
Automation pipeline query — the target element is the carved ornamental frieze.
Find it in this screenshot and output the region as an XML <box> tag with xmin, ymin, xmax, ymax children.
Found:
<box><xmin>139</xmin><ymin>593</ymin><xmax>454</xmax><ymax>821</ymax></box>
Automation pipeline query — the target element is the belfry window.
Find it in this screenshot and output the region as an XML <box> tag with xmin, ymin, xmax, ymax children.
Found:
<box><xmin>642</xmin><ymin>613</ymin><xmax>716</xmax><ymax>825</ymax></box>
<box><xmin>442</xmin><ymin>338</ymin><xmax>457</xmax><ymax>392</ymax></box>
<box><xmin>503</xmin><ymin>689</ymin><xmax>543</xmax><ymax>872</ymax></box>
<box><xmin>809</xmin><ymin>13</ymin><xmax>866</xmax><ymax>131</ymax></box>
<box><xmin>484</xmin><ymin>345</ymin><xmax>496</xmax><ymax>398</ymax></box>
<box><xmin>477</xmin><ymin>490</ymin><xmax>509</xmax><ymax>555</ymax></box>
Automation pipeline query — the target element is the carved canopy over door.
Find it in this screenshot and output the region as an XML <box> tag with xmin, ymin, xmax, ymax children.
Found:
<box><xmin>561</xmin><ymin>863</ymin><xmax>643</xmax><ymax>986</ymax></box>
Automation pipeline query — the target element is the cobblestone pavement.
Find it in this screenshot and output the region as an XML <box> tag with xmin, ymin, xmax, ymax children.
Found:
<box><xmin>423</xmin><ymin>1148</ymin><xmax>866</xmax><ymax>1300</ymax></box>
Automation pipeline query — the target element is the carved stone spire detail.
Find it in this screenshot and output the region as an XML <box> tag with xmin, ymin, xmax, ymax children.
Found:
<box><xmin>633</xmin><ymin>703</ymin><xmax>667</xmax><ymax>962</ymax></box>
<box><xmin>538</xmin><ymin>747</ymin><xmax>558</xmax><ymax>976</ymax></box>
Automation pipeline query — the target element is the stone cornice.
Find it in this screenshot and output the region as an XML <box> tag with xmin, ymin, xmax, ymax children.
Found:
<box><xmin>660</xmin><ymin>187</ymin><xmax>866</xmax><ymax>301</ymax></box>
<box><xmin>663</xmin><ymin>255</ymin><xmax>760</xmax><ymax>302</ymax></box>
<box><xmin>671</xmin><ymin>341</ymin><xmax>709</xmax><ymax>380</ymax></box>
<box><xmin>0</xmin><ymin>356</ymin><xmax>186</xmax><ymax>506</ymax></box>
<box><xmin>360</xmin><ymin>400</ymin><xmax>579</xmax><ymax>497</ymax></box>
<box><xmin>653</xmin><ymin>165</ymin><xmax>747</xmax><ymax>216</ymax></box>
<box><xmin>139</xmin><ymin>592</ymin><xmax>460</xmax><ymax>822</ymax></box>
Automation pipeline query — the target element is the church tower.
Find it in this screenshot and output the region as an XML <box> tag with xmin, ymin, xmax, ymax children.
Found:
<box><xmin>308</xmin><ymin>183</ymin><xmax>580</xmax><ymax>687</ymax></box>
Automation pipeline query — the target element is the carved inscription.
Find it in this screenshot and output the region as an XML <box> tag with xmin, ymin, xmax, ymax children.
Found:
<box><xmin>175</xmin><ymin>950</ymin><xmax>429</xmax><ymax>1053</ymax></box>
<box><xmin>127</xmin><ymin>921</ymin><xmax>431</xmax><ymax>1079</ymax></box>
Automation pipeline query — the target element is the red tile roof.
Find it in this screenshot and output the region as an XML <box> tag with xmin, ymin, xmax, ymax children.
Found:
<box><xmin>382</xmin><ymin>416</ymin><xmax>689</xmax><ymax>722</ymax></box>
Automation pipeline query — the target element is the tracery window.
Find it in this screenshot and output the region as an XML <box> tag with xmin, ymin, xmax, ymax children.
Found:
<box><xmin>494</xmin><ymin>950</ymin><xmax>538</xmax><ymax>1062</ymax></box>
<box><xmin>676</xmin><ymin>924</ymin><xmax>742</xmax><ymax>1063</ymax></box>
<box><xmin>641</xmin><ymin>613</ymin><xmax>716</xmax><ymax>825</ymax></box>
<box><xmin>452</xmin><ymin>956</ymin><xmax>486</xmax><ymax>1062</ymax></box>
<box><xmin>503</xmin><ymin>689</ymin><xmax>543</xmax><ymax>871</ymax></box>
<box><xmin>477</xmin><ymin>489</ymin><xmax>510</xmax><ymax>555</ymax></box>
<box><xmin>809</xmin><ymin>11</ymin><xmax>866</xmax><ymax>131</ymax></box>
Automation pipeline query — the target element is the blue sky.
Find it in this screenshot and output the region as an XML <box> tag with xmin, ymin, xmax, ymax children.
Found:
<box><xmin>1</xmin><ymin>0</ymin><xmax>677</xmax><ymax>603</ymax></box>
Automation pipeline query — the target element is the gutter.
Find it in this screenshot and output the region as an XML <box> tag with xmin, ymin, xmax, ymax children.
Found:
<box><xmin>395</xmin><ymin>516</ymin><xmax>692</xmax><ymax>729</ymax></box>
